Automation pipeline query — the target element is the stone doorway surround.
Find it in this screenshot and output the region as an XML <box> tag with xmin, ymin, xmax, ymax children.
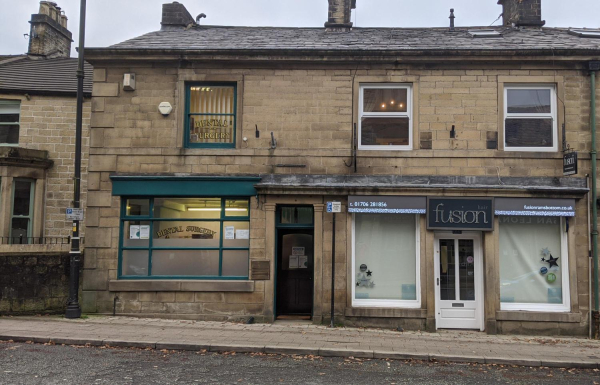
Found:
<box><xmin>263</xmin><ymin>199</ymin><xmax>324</xmax><ymax>323</ymax></box>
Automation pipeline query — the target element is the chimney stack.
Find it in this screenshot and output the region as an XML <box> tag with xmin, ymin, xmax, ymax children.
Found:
<box><xmin>325</xmin><ymin>0</ymin><xmax>356</xmax><ymax>32</ymax></box>
<box><xmin>161</xmin><ymin>2</ymin><xmax>195</xmax><ymax>30</ymax></box>
<box><xmin>498</xmin><ymin>0</ymin><xmax>545</xmax><ymax>27</ymax></box>
<box><xmin>27</xmin><ymin>1</ymin><xmax>72</xmax><ymax>58</ymax></box>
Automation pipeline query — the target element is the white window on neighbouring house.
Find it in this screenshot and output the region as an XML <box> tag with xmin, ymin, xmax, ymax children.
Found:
<box><xmin>10</xmin><ymin>179</ymin><xmax>35</xmax><ymax>244</ymax></box>
<box><xmin>359</xmin><ymin>84</ymin><xmax>412</xmax><ymax>150</ymax></box>
<box><xmin>0</xmin><ymin>100</ymin><xmax>20</xmax><ymax>145</ymax></box>
<box><xmin>503</xmin><ymin>85</ymin><xmax>557</xmax><ymax>152</ymax></box>
<box><xmin>499</xmin><ymin>216</ymin><xmax>569</xmax><ymax>312</ymax></box>
<box><xmin>352</xmin><ymin>214</ymin><xmax>420</xmax><ymax>308</ymax></box>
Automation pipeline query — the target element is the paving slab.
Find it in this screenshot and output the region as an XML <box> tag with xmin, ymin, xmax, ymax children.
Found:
<box><xmin>1</xmin><ymin>316</ymin><xmax>600</xmax><ymax>370</ymax></box>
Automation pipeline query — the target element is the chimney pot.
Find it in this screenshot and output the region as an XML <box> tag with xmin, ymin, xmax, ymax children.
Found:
<box><xmin>27</xmin><ymin>1</ymin><xmax>73</xmax><ymax>58</ymax></box>
<box><xmin>449</xmin><ymin>9</ymin><xmax>455</xmax><ymax>32</ymax></box>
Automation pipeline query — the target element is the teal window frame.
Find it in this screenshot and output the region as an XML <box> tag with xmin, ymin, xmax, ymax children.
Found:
<box><xmin>0</xmin><ymin>100</ymin><xmax>21</xmax><ymax>145</ymax></box>
<box><xmin>184</xmin><ymin>83</ymin><xmax>237</xmax><ymax>149</ymax></box>
<box><xmin>118</xmin><ymin>196</ymin><xmax>250</xmax><ymax>280</ymax></box>
<box><xmin>9</xmin><ymin>178</ymin><xmax>35</xmax><ymax>244</ymax></box>
<box><xmin>276</xmin><ymin>205</ymin><xmax>315</xmax><ymax>229</ymax></box>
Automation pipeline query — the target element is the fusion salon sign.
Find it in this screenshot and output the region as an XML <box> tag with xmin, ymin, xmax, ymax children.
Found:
<box><xmin>427</xmin><ymin>198</ymin><xmax>494</xmax><ymax>231</ymax></box>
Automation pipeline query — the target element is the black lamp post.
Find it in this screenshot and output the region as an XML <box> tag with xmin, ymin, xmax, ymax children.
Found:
<box><xmin>65</xmin><ymin>0</ymin><xmax>87</xmax><ymax>319</ymax></box>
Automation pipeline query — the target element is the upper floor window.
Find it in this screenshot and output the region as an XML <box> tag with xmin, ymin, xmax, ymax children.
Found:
<box><xmin>0</xmin><ymin>100</ymin><xmax>20</xmax><ymax>145</ymax></box>
<box><xmin>359</xmin><ymin>84</ymin><xmax>412</xmax><ymax>150</ymax></box>
<box><xmin>185</xmin><ymin>84</ymin><xmax>237</xmax><ymax>148</ymax></box>
<box><xmin>504</xmin><ymin>85</ymin><xmax>557</xmax><ymax>152</ymax></box>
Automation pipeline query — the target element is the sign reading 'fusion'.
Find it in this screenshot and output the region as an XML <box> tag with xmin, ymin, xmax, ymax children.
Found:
<box><xmin>427</xmin><ymin>198</ymin><xmax>494</xmax><ymax>231</ymax></box>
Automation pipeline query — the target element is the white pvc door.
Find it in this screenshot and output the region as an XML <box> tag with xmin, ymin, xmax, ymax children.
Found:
<box><xmin>434</xmin><ymin>233</ymin><xmax>484</xmax><ymax>330</ymax></box>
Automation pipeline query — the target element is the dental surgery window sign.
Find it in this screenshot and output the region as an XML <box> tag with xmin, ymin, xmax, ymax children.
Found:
<box><xmin>427</xmin><ymin>197</ymin><xmax>494</xmax><ymax>231</ymax></box>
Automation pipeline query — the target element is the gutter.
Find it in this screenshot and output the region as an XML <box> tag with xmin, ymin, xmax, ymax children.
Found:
<box><xmin>590</xmin><ymin>61</ymin><xmax>600</xmax><ymax>333</ymax></box>
<box><xmin>82</xmin><ymin>47</ymin><xmax>600</xmax><ymax>62</ymax></box>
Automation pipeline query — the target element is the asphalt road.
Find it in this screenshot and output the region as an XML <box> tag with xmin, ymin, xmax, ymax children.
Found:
<box><xmin>1</xmin><ymin>341</ymin><xmax>599</xmax><ymax>384</ymax></box>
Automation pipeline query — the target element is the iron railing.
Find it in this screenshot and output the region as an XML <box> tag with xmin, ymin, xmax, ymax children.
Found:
<box><xmin>0</xmin><ymin>236</ymin><xmax>85</xmax><ymax>245</ymax></box>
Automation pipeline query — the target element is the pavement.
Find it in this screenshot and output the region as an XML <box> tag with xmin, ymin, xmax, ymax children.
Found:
<box><xmin>1</xmin><ymin>315</ymin><xmax>600</xmax><ymax>370</ymax></box>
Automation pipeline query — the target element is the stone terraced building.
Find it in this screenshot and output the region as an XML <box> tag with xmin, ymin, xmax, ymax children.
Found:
<box><xmin>0</xmin><ymin>1</ymin><xmax>91</xmax><ymax>314</ymax></box>
<box><xmin>82</xmin><ymin>0</ymin><xmax>600</xmax><ymax>336</ymax></box>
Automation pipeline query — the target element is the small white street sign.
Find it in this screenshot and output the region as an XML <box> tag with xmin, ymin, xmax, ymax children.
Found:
<box><xmin>327</xmin><ymin>202</ymin><xmax>342</xmax><ymax>213</ymax></box>
<box><xmin>66</xmin><ymin>208</ymin><xmax>84</xmax><ymax>221</ymax></box>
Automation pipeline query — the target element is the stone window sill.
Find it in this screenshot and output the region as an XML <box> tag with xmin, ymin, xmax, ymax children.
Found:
<box><xmin>345</xmin><ymin>307</ymin><xmax>427</xmax><ymax>319</ymax></box>
<box><xmin>496</xmin><ymin>311</ymin><xmax>582</xmax><ymax>323</ymax></box>
<box><xmin>109</xmin><ymin>280</ymin><xmax>254</xmax><ymax>293</ymax></box>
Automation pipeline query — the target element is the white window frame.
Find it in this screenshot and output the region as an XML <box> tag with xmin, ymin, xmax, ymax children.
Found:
<box><xmin>358</xmin><ymin>84</ymin><xmax>413</xmax><ymax>151</ymax></box>
<box><xmin>0</xmin><ymin>100</ymin><xmax>20</xmax><ymax>146</ymax></box>
<box><xmin>500</xmin><ymin>217</ymin><xmax>570</xmax><ymax>312</ymax></box>
<box><xmin>503</xmin><ymin>85</ymin><xmax>557</xmax><ymax>152</ymax></box>
<box><xmin>351</xmin><ymin>214</ymin><xmax>421</xmax><ymax>308</ymax></box>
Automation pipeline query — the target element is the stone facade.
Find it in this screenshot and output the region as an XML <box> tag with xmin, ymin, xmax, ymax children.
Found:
<box><xmin>0</xmin><ymin>93</ymin><xmax>90</xmax><ymax>239</ymax></box>
<box><xmin>81</xmin><ymin>57</ymin><xmax>597</xmax><ymax>335</ymax></box>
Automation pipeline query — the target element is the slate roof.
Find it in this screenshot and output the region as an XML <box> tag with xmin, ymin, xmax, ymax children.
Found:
<box><xmin>98</xmin><ymin>25</ymin><xmax>600</xmax><ymax>56</ymax></box>
<box><xmin>0</xmin><ymin>57</ymin><xmax>93</xmax><ymax>97</ymax></box>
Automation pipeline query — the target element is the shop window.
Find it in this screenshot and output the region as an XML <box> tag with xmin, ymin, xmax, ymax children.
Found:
<box><xmin>499</xmin><ymin>216</ymin><xmax>569</xmax><ymax>311</ymax></box>
<box><xmin>119</xmin><ymin>197</ymin><xmax>250</xmax><ymax>279</ymax></box>
<box><xmin>10</xmin><ymin>179</ymin><xmax>34</xmax><ymax>244</ymax></box>
<box><xmin>352</xmin><ymin>214</ymin><xmax>420</xmax><ymax>308</ymax></box>
<box><xmin>359</xmin><ymin>84</ymin><xmax>412</xmax><ymax>150</ymax></box>
<box><xmin>185</xmin><ymin>84</ymin><xmax>237</xmax><ymax>148</ymax></box>
<box><xmin>503</xmin><ymin>85</ymin><xmax>557</xmax><ymax>151</ymax></box>
<box><xmin>0</xmin><ymin>100</ymin><xmax>20</xmax><ymax>145</ymax></box>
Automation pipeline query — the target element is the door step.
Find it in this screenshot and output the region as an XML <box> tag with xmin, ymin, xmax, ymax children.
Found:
<box><xmin>276</xmin><ymin>315</ymin><xmax>311</xmax><ymax>321</ymax></box>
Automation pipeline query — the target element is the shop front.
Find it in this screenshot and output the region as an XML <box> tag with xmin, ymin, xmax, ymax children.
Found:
<box><xmin>344</xmin><ymin>192</ymin><xmax>581</xmax><ymax>334</ymax></box>
<box><xmin>95</xmin><ymin>174</ymin><xmax>588</xmax><ymax>335</ymax></box>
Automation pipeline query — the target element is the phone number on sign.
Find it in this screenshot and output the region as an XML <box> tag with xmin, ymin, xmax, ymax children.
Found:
<box><xmin>350</xmin><ymin>202</ymin><xmax>388</xmax><ymax>208</ymax></box>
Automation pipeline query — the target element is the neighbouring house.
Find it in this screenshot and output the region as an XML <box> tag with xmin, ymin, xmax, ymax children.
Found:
<box><xmin>0</xmin><ymin>1</ymin><xmax>91</xmax><ymax>314</ymax></box>
<box><xmin>82</xmin><ymin>0</ymin><xmax>600</xmax><ymax>336</ymax></box>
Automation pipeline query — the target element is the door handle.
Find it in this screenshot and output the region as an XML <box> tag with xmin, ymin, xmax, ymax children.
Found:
<box><xmin>437</xmin><ymin>278</ymin><xmax>439</xmax><ymax>286</ymax></box>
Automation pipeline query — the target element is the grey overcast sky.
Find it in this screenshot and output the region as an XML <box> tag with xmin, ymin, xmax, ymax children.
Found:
<box><xmin>1</xmin><ymin>0</ymin><xmax>599</xmax><ymax>57</ymax></box>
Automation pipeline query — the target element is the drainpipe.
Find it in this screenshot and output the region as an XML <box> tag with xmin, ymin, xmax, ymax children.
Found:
<box><xmin>591</xmin><ymin>63</ymin><xmax>599</xmax><ymax>321</ymax></box>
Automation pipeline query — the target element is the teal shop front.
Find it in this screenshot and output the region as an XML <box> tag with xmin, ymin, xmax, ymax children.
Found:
<box><xmin>111</xmin><ymin>176</ymin><xmax>260</xmax><ymax>281</ymax></box>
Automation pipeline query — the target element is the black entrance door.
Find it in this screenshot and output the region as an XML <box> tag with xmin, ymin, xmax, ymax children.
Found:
<box><xmin>276</xmin><ymin>228</ymin><xmax>314</xmax><ymax>316</ymax></box>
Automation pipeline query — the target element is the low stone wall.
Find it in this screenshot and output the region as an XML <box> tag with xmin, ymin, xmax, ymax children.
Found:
<box><xmin>0</xmin><ymin>252</ymin><xmax>74</xmax><ymax>314</ymax></box>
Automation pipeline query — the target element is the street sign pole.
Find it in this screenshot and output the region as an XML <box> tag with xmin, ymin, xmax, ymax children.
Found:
<box><xmin>326</xmin><ymin>202</ymin><xmax>341</xmax><ymax>328</ymax></box>
<box><xmin>66</xmin><ymin>0</ymin><xmax>86</xmax><ymax>319</ymax></box>
<box><xmin>330</xmin><ymin>211</ymin><xmax>335</xmax><ymax>328</ymax></box>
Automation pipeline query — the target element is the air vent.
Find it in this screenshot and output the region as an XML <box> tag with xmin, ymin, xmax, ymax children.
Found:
<box><xmin>568</xmin><ymin>29</ymin><xmax>600</xmax><ymax>38</ymax></box>
<box><xmin>468</xmin><ymin>29</ymin><xmax>502</xmax><ymax>38</ymax></box>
